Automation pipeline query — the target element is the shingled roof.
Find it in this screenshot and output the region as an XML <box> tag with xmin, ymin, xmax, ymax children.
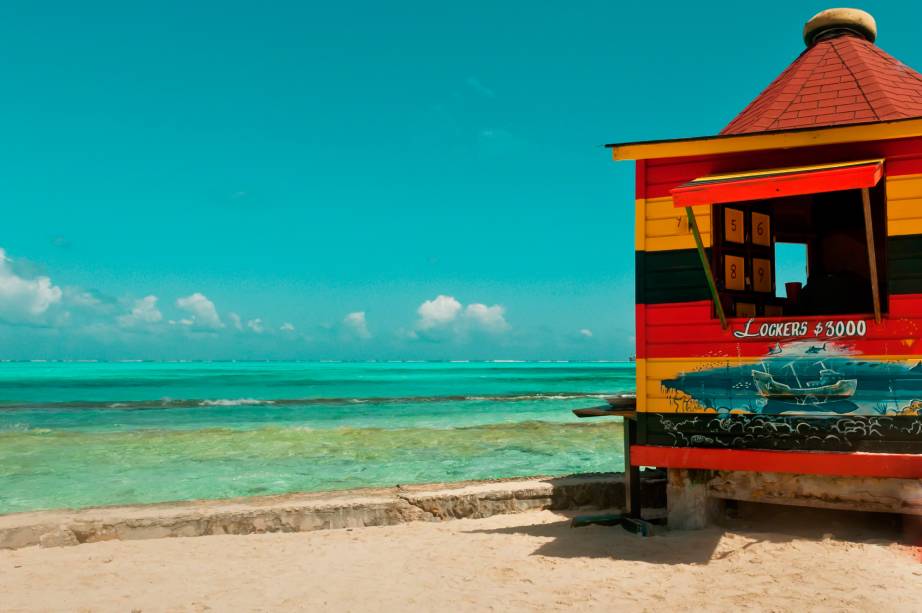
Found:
<box><xmin>722</xmin><ymin>25</ymin><xmax>922</xmax><ymax>135</ymax></box>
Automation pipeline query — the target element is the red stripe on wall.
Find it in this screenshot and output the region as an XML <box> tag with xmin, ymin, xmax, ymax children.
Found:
<box><xmin>640</xmin><ymin>295</ymin><xmax>922</xmax><ymax>360</ymax></box>
<box><xmin>890</xmin><ymin>293</ymin><xmax>922</xmax><ymax>316</ymax></box>
<box><xmin>635</xmin><ymin>303</ymin><xmax>647</xmax><ymax>360</ymax></box>
<box><xmin>886</xmin><ymin>155</ymin><xmax>922</xmax><ymax>177</ymax></box>
<box><xmin>642</xmin><ymin>300</ymin><xmax>712</xmax><ymax>324</ymax></box>
<box><xmin>643</xmin><ymin>136</ymin><xmax>922</xmax><ymax>199</ymax></box>
<box><xmin>630</xmin><ymin>445</ymin><xmax>922</xmax><ymax>478</ymax></box>
<box><xmin>635</xmin><ymin>159</ymin><xmax>646</xmax><ymax>201</ymax></box>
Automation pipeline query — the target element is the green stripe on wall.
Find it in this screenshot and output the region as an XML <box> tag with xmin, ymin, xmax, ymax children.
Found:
<box><xmin>636</xmin><ymin>249</ymin><xmax>711</xmax><ymax>304</ymax></box>
<box><xmin>888</xmin><ymin>235</ymin><xmax>922</xmax><ymax>295</ymax></box>
<box><xmin>637</xmin><ymin>236</ymin><xmax>922</xmax><ymax>305</ymax></box>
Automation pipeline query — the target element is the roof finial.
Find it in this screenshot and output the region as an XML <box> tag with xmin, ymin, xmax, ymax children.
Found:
<box><xmin>803</xmin><ymin>8</ymin><xmax>877</xmax><ymax>47</ymax></box>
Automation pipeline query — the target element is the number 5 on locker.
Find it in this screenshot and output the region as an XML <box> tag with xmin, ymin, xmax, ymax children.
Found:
<box><xmin>724</xmin><ymin>208</ymin><xmax>744</xmax><ymax>243</ymax></box>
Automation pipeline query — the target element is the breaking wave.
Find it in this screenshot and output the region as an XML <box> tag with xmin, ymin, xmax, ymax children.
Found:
<box><xmin>0</xmin><ymin>392</ymin><xmax>610</xmax><ymax>412</ymax></box>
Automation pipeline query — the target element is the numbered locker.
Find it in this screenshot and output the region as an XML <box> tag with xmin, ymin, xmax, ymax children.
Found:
<box><xmin>752</xmin><ymin>212</ymin><xmax>771</xmax><ymax>247</ymax></box>
<box><xmin>724</xmin><ymin>255</ymin><xmax>746</xmax><ymax>291</ymax></box>
<box><xmin>724</xmin><ymin>208</ymin><xmax>745</xmax><ymax>243</ymax></box>
<box><xmin>752</xmin><ymin>257</ymin><xmax>772</xmax><ymax>292</ymax></box>
<box><xmin>735</xmin><ymin>302</ymin><xmax>756</xmax><ymax>317</ymax></box>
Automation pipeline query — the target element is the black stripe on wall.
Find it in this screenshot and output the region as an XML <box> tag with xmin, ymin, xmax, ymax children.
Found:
<box><xmin>639</xmin><ymin>412</ymin><xmax>922</xmax><ymax>454</ymax></box>
<box><xmin>888</xmin><ymin>234</ymin><xmax>922</xmax><ymax>295</ymax></box>
<box><xmin>636</xmin><ymin>249</ymin><xmax>711</xmax><ymax>304</ymax></box>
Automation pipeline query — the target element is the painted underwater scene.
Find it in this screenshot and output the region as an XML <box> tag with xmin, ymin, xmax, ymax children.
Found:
<box><xmin>662</xmin><ymin>340</ymin><xmax>922</xmax><ymax>416</ymax></box>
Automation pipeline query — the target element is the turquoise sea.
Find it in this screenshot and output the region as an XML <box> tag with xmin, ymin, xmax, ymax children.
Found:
<box><xmin>0</xmin><ymin>361</ymin><xmax>633</xmax><ymax>514</ymax></box>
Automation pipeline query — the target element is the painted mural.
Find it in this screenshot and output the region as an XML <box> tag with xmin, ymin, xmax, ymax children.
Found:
<box><xmin>644</xmin><ymin>412</ymin><xmax>922</xmax><ymax>451</ymax></box>
<box><xmin>661</xmin><ymin>318</ymin><xmax>922</xmax><ymax>417</ymax></box>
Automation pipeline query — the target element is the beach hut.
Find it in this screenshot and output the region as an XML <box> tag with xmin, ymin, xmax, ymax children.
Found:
<box><xmin>608</xmin><ymin>8</ymin><xmax>922</xmax><ymax>527</ymax></box>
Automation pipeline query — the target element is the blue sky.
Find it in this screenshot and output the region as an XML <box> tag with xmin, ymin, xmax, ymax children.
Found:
<box><xmin>1</xmin><ymin>1</ymin><xmax>920</xmax><ymax>360</ymax></box>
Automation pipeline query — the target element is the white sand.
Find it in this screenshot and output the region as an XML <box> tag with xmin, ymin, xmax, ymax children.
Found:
<box><xmin>2</xmin><ymin>506</ymin><xmax>920</xmax><ymax>612</ymax></box>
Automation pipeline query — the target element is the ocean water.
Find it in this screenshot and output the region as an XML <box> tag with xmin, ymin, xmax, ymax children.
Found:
<box><xmin>0</xmin><ymin>361</ymin><xmax>634</xmax><ymax>514</ymax></box>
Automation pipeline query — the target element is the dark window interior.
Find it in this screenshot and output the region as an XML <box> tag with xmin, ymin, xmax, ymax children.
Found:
<box><xmin>712</xmin><ymin>183</ymin><xmax>887</xmax><ymax>318</ymax></box>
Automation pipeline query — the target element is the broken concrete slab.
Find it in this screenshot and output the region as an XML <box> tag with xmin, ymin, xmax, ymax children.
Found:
<box><xmin>0</xmin><ymin>472</ymin><xmax>666</xmax><ymax>550</ymax></box>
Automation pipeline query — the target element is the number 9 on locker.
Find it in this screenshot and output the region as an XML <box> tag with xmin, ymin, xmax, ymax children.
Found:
<box><xmin>752</xmin><ymin>257</ymin><xmax>772</xmax><ymax>292</ymax></box>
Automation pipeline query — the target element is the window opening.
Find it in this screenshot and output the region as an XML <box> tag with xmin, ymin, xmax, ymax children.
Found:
<box><xmin>711</xmin><ymin>183</ymin><xmax>886</xmax><ymax>318</ymax></box>
<box><xmin>774</xmin><ymin>242</ymin><xmax>808</xmax><ymax>300</ymax></box>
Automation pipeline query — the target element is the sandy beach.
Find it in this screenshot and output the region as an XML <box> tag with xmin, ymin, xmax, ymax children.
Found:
<box><xmin>2</xmin><ymin>505</ymin><xmax>920</xmax><ymax>612</ymax></box>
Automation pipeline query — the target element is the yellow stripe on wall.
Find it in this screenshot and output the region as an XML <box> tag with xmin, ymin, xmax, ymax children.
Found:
<box><xmin>887</xmin><ymin>173</ymin><xmax>922</xmax><ymax>237</ymax></box>
<box><xmin>888</xmin><ymin>218</ymin><xmax>922</xmax><ymax>236</ymax></box>
<box><xmin>634</xmin><ymin>199</ymin><xmax>645</xmax><ymax>251</ymax></box>
<box><xmin>637</xmin><ymin>171</ymin><xmax>922</xmax><ymax>245</ymax></box>
<box><xmin>638</xmin><ymin>197</ymin><xmax>711</xmax><ymax>252</ymax></box>
<box><xmin>639</xmin><ymin>355</ymin><xmax>922</xmax><ymax>413</ymax></box>
<box><xmin>635</xmin><ymin>358</ymin><xmax>647</xmax><ymax>413</ymax></box>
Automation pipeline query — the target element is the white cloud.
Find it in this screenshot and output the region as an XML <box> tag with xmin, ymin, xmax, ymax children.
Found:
<box><xmin>579</xmin><ymin>328</ymin><xmax>593</xmax><ymax>338</ymax></box>
<box><xmin>417</xmin><ymin>295</ymin><xmax>462</xmax><ymax>330</ymax></box>
<box><xmin>0</xmin><ymin>247</ymin><xmax>63</xmax><ymax>322</ymax></box>
<box><xmin>465</xmin><ymin>303</ymin><xmax>509</xmax><ymax>332</ymax></box>
<box><xmin>413</xmin><ymin>295</ymin><xmax>510</xmax><ymax>340</ymax></box>
<box><xmin>343</xmin><ymin>311</ymin><xmax>371</xmax><ymax>339</ymax></box>
<box><xmin>118</xmin><ymin>295</ymin><xmax>163</xmax><ymax>327</ymax></box>
<box><xmin>247</xmin><ymin>318</ymin><xmax>264</xmax><ymax>333</ymax></box>
<box><xmin>228</xmin><ymin>312</ymin><xmax>243</xmax><ymax>331</ymax></box>
<box><xmin>68</xmin><ymin>290</ymin><xmax>102</xmax><ymax>309</ymax></box>
<box><xmin>175</xmin><ymin>293</ymin><xmax>223</xmax><ymax>329</ymax></box>
<box><xmin>280</xmin><ymin>322</ymin><xmax>295</xmax><ymax>332</ymax></box>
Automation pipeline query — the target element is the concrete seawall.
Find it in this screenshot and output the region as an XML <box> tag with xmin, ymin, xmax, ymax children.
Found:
<box><xmin>0</xmin><ymin>472</ymin><xmax>665</xmax><ymax>549</ymax></box>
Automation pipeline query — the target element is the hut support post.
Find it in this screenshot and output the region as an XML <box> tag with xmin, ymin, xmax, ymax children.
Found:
<box><xmin>685</xmin><ymin>207</ymin><xmax>727</xmax><ymax>329</ymax></box>
<box><xmin>623</xmin><ymin>417</ymin><xmax>640</xmax><ymax>518</ymax></box>
<box><xmin>861</xmin><ymin>188</ymin><xmax>882</xmax><ymax>323</ymax></box>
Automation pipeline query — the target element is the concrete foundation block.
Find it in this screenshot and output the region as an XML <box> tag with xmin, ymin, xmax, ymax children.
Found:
<box><xmin>39</xmin><ymin>528</ymin><xmax>79</xmax><ymax>548</ymax></box>
<box><xmin>667</xmin><ymin>468</ymin><xmax>724</xmax><ymax>530</ymax></box>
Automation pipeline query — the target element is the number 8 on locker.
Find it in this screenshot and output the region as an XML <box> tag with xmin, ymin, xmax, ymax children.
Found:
<box><xmin>724</xmin><ymin>254</ymin><xmax>746</xmax><ymax>291</ymax></box>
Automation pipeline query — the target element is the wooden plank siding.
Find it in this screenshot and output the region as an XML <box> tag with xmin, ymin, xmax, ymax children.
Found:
<box><xmin>636</xmin><ymin>198</ymin><xmax>711</xmax><ymax>252</ymax></box>
<box><xmin>639</xmin><ymin>135</ymin><xmax>922</xmax><ymax>200</ymax></box>
<box><xmin>636</xmin><ymin>294</ymin><xmax>922</xmax><ymax>414</ymax></box>
<box><xmin>887</xmin><ymin>173</ymin><xmax>922</xmax><ymax>236</ymax></box>
<box><xmin>890</xmin><ymin>235</ymin><xmax>922</xmax><ymax>295</ymax></box>
<box><xmin>624</xmin><ymin>122</ymin><xmax>922</xmax><ymax>460</ymax></box>
<box><xmin>640</xmin><ymin>355</ymin><xmax>922</xmax><ymax>414</ymax></box>
<box><xmin>611</xmin><ymin>118</ymin><xmax>922</xmax><ymax>162</ymax></box>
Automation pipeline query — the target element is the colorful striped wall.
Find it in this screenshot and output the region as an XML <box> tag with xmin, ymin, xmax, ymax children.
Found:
<box><xmin>633</xmin><ymin>135</ymin><xmax>922</xmax><ymax>450</ymax></box>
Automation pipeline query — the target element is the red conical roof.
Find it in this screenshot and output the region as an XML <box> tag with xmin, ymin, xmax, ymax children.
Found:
<box><xmin>722</xmin><ymin>33</ymin><xmax>922</xmax><ymax>135</ymax></box>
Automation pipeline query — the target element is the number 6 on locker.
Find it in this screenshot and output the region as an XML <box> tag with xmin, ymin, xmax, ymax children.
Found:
<box><xmin>752</xmin><ymin>212</ymin><xmax>771</xmax><ymax>247</ymax></box>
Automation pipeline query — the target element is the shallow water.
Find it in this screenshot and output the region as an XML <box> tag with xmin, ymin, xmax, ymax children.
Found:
<box><xmin>0</xmin><ymin>361</ymin><xmax>632</xmax><ymax>514</ymax></box>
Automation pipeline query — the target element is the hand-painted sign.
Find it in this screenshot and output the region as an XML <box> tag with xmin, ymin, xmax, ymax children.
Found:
<box><xmin>733</xmin><ymin>318</ymin><xmax>868</xmax><ymax>340</ymax></box>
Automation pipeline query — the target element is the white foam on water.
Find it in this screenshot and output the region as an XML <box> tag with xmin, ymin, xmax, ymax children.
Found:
<box><xmin>199</xmin><ymin>398</ymin><xmax>276</xmax><ymax>407</ymax></box>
